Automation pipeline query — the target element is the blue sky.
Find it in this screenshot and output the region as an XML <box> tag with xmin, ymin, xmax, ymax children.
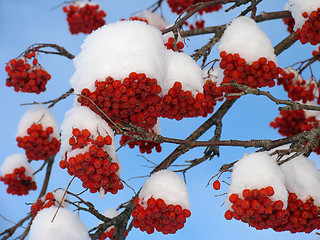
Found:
<box><xmin>1</xmin><ymin>0</ymin><xmax>320</xmax><ymax>239</ymax></box>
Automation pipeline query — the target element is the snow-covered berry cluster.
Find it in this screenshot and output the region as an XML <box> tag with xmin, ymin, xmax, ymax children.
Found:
<box><xmin>277</xmin><ymin>68</ymin><xmax>318</xmax><ymax>103</ymax></box>
<box><xmin>120</xmin><ymin>133</ymin><xmax>162</xmax><ymax>154</ymax></box>
<box><xmin>166</xmin><ymin>0</ymin><xmax>222</xmax><ymax>15</ymax></box>
<box><xmin>164</xmin><ymin>37</ymin><xmax>184</xmax><ymax>52</ymax></box>
<box><xmin>0</xmin><ymin>154</ymin><xmax>37</xmax><ymax>195</ymax></box>
<box><xmin>131</xmin><ymin>170</ymin><xmax>191</xmax><ymax>235</ymax></box>
<box><xmin>16</xmin><ymin>104</ymin><xmax>60</xmax><ymax>161</ymax></box>
<box><xmin>60</xmin><ymin>105</ymin><xmax>122</xmax><ymax>195</ymax></box>
<box><xmin>224</xmin><ymin>152</ymin><xmax>320</xmax><ymax>233</ymax></box>
<box><xmin>62</xmin><ymin>1</ymin><xmax>106</xmax><ymax>34</ymax></box>
<box><xmin>60</xmin><ymin>127</ymin><xmax>123</xmax><ymax>194</ymax></box>
<box><xmin>295</xmin><ymin>10</ymin><xmax>320</xmax><ymax>45</ymax></box>
<box><xmin>31</xmin><ymin>189</ymin><xmax>69</xmax><ymax>217</ymax></box>
<box><xmin>5</xmin><ymin>51</ymin><xmax>51</xmax><ymax>94</ymax></box>
<box><xmin>16</xmin><ymin>124</ymin><xmax>60</xmax><ymax>160</ymax></box>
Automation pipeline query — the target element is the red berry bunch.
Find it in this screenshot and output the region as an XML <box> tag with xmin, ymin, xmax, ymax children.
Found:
<box><xmin>0</xmin><ymin>166</ymin><xmax>37</xmax><ymax>195</ymax></box>
<box><xmin>78</xmin><ymin>73</ymin><xmax>162</xmax><ymax>131</ymax></box>
<box><xmin>167</xmin><ymin>0</ymin><xmax>222</xmax><ymax>15</ymax></box>
<box><xmin>185</xmin><ymin>19</ymin><xmax>205</xmax><ymax>29</ymax></box>
<box><xmin>16</xmin><ymin>124</ymin><xmax>60</xmax><ymax>161</ymax></box>
<box><xmin>219</xmin><ymin>51</ymin><xmax>279</xmax><ymax>92</ymax></box>
<box><xmin>282</xmin><ymin>17</ymin><xmax>295</xmax><ymax>33</ymax></box>
<box><xmin>59</xmin><ymin>128</ymin><xmax>123</xmax><ymax>194</ymax></box>
<box><xmin>31</xmin><ymin>192</ymin><xmax>56</xmax><ymax>217</ymax></box>
<box><xmin>5</xmin><ymin>52</ymin><xmax>51</xmax><ymax>94</ymax></box>
<box><xmin>99</xmin><ymin>227</ymin><xmax>128</xmax><ymax>240</ymax></box>
<box><xmin>203</xmin><ymin>79</ymin><xmax>224</xmax><ymax>103</ymax></box>
<box><xmin>132</xmin><ymin>197</ymin><xmax>191</xmax><ymax>234</ymax></box>
<box><xmin>295</xmin><ymin>9</ymin><xmax>320</xmax><ymax>45</ymax></box>
<box><xmin>225</xmin><ymin>186</ymin><xmax>288</xmax><ymax>230</ymax></box>
<box><xmin>164</xmin><ymin>37</ymin><xmax>184</xmax><ymax>52</ymax></box>
<box><xmin>277</xmin><ymin>68</ymin><xmax>317</xmax><ymax>103</ymax></box>
<box><xmin>120</xmin><ymin>133</ymin><xmax>162</xmax><ymax>154</ymax></box>
<box><xmin>270</xmin><ymin>109</ymin><xmax>318</xmax><ymax>137</ymax></box>
<box><xmin>160</xmin><ymin>81</ymin><xmax>213</xmax><ymax>120</ymax></box>
<box><xmin>62</xmin><ymin>2</ymin><xmax>106</xmax><ymax>34</ymax></box>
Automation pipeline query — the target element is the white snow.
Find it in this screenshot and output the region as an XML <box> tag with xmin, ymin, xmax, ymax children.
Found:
<box><xmin>226</xmin><ymin>152</ymin><xmax>288</xmax><ymax>209</ymax></box>
<box><xmin>280</xmin><ymin>155</ymin><xmax>320</xmax><ymax>206</ymax></box>
<box><xmin>152</xmin><ymin>118</ymin><xmax>161</xmax><ymax>135</ymax></box>
<box><xmin>70</xmin><ymin>0</ymin><xmax>100</xmax><ymax>9</ymax></box>
<box><xmin>16</xmin><ymin>104</ymin><xmax>59</xmax><ymax>140</ymax></box>
<box><xmin>133</xmin><ymin>10</ymin><xmax>168</xmax><ymax>30</ymax></box>
<box><xmin>217</xmin><ymin>16</ymin><xmax>277</xmax><ymax>65</ymax></box>
<box><xmin>139</xmin><ymin>169</ymin><xmax>190</xmax><ymax>210</ymax></box>
<box><xmin>60</xmin><ymin>104</ymin><xmax>121</xmax><ymax>173</ymax></box>
<box><xmin>163</xmin><ymin>50</ymin><xmax>203</xmax><ymax>96</ymax></box>
<box><xmin>302</xmin><ymin>101</ymin><xmax>320</xmax><ymax>120</ymax></box>
<box><xmin>203</xmin><ymin>67</ymin><xmax>219</xmax><ymax>84</ymax></box>
<box><xmin>52</xmin><ymin>189</ymin><xmax>70</xmax><ymax>208</ymax></box>
<box><xmin>0</xmin><ymin>153</ymin><xmax>35</xmax><ymax>180</ymax></box>
<box><xmin>70</xmin><ymin>20</ymin><xmax>168</xmax><ymax>93</ymax></box>
<box><xmin>288</xmin><ymin>0</ymin><xmax>320</xmax><ymax>31</ymax></box>
<box><xmin>29</xmin><ymin>206</ymin><xmax>90</xmax><ymax>240</ymax></box>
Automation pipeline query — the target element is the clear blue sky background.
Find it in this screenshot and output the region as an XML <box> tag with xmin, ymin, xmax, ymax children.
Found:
<box><xmin>1</xmin><ymin>0</ymin><xmax>320</xmax><ymax>239</ymax></box>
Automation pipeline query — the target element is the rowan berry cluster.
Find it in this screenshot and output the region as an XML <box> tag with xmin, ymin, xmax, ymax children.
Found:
<box><xmin>98</xmin><ymin>227</ymin><xmax>128</xmax><ymax>240</ymax></box>
<box><xmin>184</xmin><ymin>19</ymin><xmax>205</xmax><ymax>29</ymax></box>
<box><xmin>132</xmin><ymin>197</ymin><xmax>191</xmax><ymax>234</ymax></box>
<box><xmin>219</xmin><ymin>51</ymin><xmax>279</xmax><ymax>93</ymax></box>
<box><xmin>225</xmin><ymin>187</ymin><xmax>320</xmax><ymax>233</ymax></box>
<box><xmin>78</xmin><ymin>73</ymin><xmax>162</xmax><ymax>131</ymax></box>
<box><xmin>31</xmin><ymin>192</ymin><xmax>56</xmax><ymax>217</ymax></box>
<box><xmin>59</xmin><ymin>128</ymin><xmax>123</xmax><ymax>194</ymax></box>
<box><xmin>270</xmin><ymin>109</ymin><xmax>318</xmax><ymax>137</ymax></box>
<box><xmin>277</xmin><ymin>69</ymin><xmax>317</xmax><ymax>103</ymax></box>
<box><xmin>16</xmin><ymin>124</ymin><xmax>60</xmax><ymax>161</ymax></box>
<box><xmin>166</xmin><ymin>0</ymin><xmax>222</xmax><ymax>15</ymax></box>
<box><xmin>161</xmin><ymin>81</ymin><xmax>214</xmax><ymax>120</ymax></box>
<box><xmin>62</xmin><ymin>2</ymin><xmax>106</xmax><ymax>34</ymax></box>
<box><xmin>5</xmin><ymin>52</ymin><xmax>51</xmax><ymax>94</ymax></box>
<box><xmin>164</xmin><ymin>37</ymin><xmax>184</xmax><ymax>52</ymax></box>
<box><xmin>295</xmin><ymin>9</ymin><xmax>320</xmax><ymax>45</ymax></box>
<box><xmin>282</xmin><ymin>17</ymin><xmax>295</xmax><ymax>33</ymax></box>
<box><xmin>0</xmin><ymin>166</ymin><xmax>37</xmax><ymax>195</ymax></box>
<box><xmin>120</xmin><ymin>134</ymin><xmax>162</xmax><ymax>154</ymax></box>
<box><xmin>203</xmin><ymin>79</ymin><xmax>224</xmax><ymax>104</ymax></box>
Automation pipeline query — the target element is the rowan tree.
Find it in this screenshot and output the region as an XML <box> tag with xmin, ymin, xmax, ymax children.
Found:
<box><xmin>1</xmin><ymin>0</ymin><xmax>320</xmax><ymax>240</ymax></box>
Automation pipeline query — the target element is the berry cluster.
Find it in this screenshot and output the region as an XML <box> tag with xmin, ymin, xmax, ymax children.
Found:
<box><xmin>78</xmin><ymin>73</ymin><xmax>162</xmax><ymax>131</ymax></box>
<box><xmin>59</xmin><ymin>128</ymin><xmax>123</xmax><ymax>194</ymax></box>
<box><xmin>120</xmin><ymin>133</ymin><xmax>162</xmax><ymax>154</ymax></box>
<box><xmin>203</xmin><ymin>79</ymin><xmax>224</xmax><ymax>104</ymax></box>
<box><xmin>164</xmin><ymin>37</ymin><xmax>184</xmax><ymax>52</ymax></box>
<box><xmin>16</xmin><ymin>124</ymin><xmax>60</xmax><ymax>160</ymax></box>
<box><xmin>270</xmin><ymin>109</ymin><xmax>318</xmax><ymax>137</ymax></box>
<box><xmin>99</xmin><ymin>227</ymin><xmax>128</xmax><ymax>240</ymax></box>
<box><xmin>277</xmin><ymin>69</ymin><xmax>317</xmax><ymax>103</ymax></box>
<box><xmin>62</xmin><ymin>2</ymin><xmax>106</xmax><ymax>34</ymax></box>
<box><xmin>167</xmin><ymin>0</ymin><xmax>222</xmax><ymax>15</ymax></box>
<box><xmin>161</xmin><ymin>82</ymin><xmax>214</xmax><ymax>120</ymax></box>
<box><xmin>0</xmin><ymin>166</ymin><xmax>37</xmax><ymax>195</ymax></box>
<box><xmin>219</xmin><ymin>51</ymin><xmax>279</xmax><ymax>93</ymax></box>
<box><xmin>5</xmin><ymin>52</ymin><xmax>51</xmax><ymax>94</ymax></box>
<box><xmin>225</xmin><ymin>188</ymin><xmax>320</xmax><ymax>233</ymax></box>
<box><xmin>295</xmin><ymin>9</ymin><xmax>320</xmax><ymax>45</ymax></box>
<box><xmin>282</xmin><ymin>17</ymin><xmax>295</xmax><ymax>33</ymax></box>
<box><xmin>132</xmin><ymin>197</ymin><xmax>191</xmax><ymax>234</ymax></box>
<box><xmin>31</xmin><ymin>192</ymin><xmax>56</xmax><ymax>217</ymax></box>
<box><xmin>184</xmin><ymin>19</ymin><xmax>205</xmax><ymax>29</ymax></box>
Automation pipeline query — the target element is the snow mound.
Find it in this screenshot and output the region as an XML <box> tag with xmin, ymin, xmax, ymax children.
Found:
<box><xmin>16</xmin><ymin>104</ymin><xmax>59</xmax><ymax>139</ymax></box>
<box><xmin>29</xmin><ymin>207</ymin><xmax>90</xmax><ymax>240</ymax></box>
<box><xmin>280</xmin><ymin>155</ymin><xmax>320</xmax><ymax>206</ymax></box>
<box><xmin>218</xmin><ymin>16</ymin><xmax>277</xmax><ymax>65</ymax></box>
<box><xmin>163</xmin><ymin>50</ymin><xmax>203</xmax><ymax>96</ymax></box>
<box><xmin>0</xmin><ymin>153</ymin><xmax>34</xmax><ymax>179</ymax></box>
<box><xmin>226</xmin><ymin>152</ymin><xmax>288</xmax><ymax>209</ymax></box>
<box><xmin>70</xmin><ymin>20</ymin><xmax>168</xmax><ymax>93</ymax></box>
<box><xmin>139</xmin><ymin>169</ymin><xmax>190</xmax><ymax>210</ymax></box>
<box><xmin>52</xmin><ymin>189</ymin><xmax>70</xmax><ymax>208</ymax></box>
<box><xmin>288</xmin><ymin>0</ymin><xmax>320</xmax><ymax>30</ymax></box>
